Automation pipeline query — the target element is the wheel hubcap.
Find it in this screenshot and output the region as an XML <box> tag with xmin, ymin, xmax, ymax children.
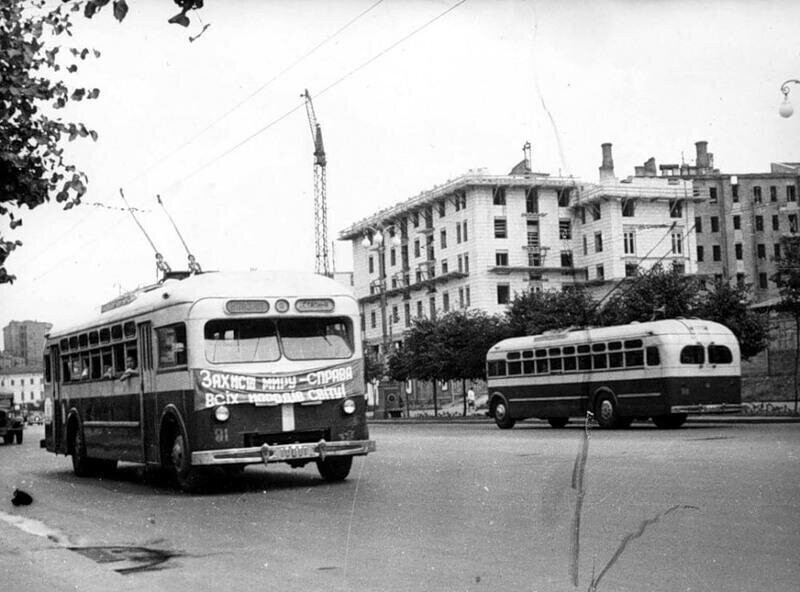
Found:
<box><xmin>171</xmin><ymin>437</ymin><xmax>184</xmax><ymax>468</ymax></box>
<box><xmin>495</xmin><ymin>403</ymin><xmax>506</xmax><ymax>419</ymax></box>
<box><xmin>600</xmin><ymin>400</ymin><xmax>613</xmax><ymax>421</ymax></box>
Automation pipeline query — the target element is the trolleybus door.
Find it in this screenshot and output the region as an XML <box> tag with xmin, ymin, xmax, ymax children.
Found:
<box><xmin>137</xmin><ymin>321</ymin><xmax>158</xmax><ymax>463</ymax></box>
<box><xmin>49</xmin><ymin>345</ymin><xmax>65</xmax><ymax>453</ymax></box>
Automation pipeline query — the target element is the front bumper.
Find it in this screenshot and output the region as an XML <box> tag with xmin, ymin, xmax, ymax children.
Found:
<box><xmin>670</xmin><ymin>403</ymin><xmax>743</xmax><ymax>414</ymax></box>
<box><xmin>191</xmin><ymin>439</ymin><xmax>377</xmax><ymax>466</ymax></box>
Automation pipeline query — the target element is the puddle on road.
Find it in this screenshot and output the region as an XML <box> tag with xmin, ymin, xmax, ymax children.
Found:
<box><xmin>0</xmin><ymin>510</ymin><xmax>181</xmax><ymax>575</ymax></box>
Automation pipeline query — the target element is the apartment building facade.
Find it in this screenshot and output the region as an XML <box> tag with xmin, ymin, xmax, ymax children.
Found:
<box><xmin>3</xmin><ymin>320</ymin><xmax>52</xmax><ymax>366</ymax></box>
<box><xmin>339</xmin><ymin>145</ymin><xmax>701</xmax><ymax>354</ymax></box>
<box><xmin>0</xmin><ymin>367</ymin><xmax>45</xmax><ymax>406</ymax></box>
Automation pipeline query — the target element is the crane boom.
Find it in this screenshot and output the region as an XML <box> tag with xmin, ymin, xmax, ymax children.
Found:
<box><xmin>302</xmin><ymin>89</ymin><xmax>331</xmax><ymax>276</ymax></box>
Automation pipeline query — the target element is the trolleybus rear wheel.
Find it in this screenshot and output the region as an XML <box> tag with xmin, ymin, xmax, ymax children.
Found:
<box><xmin>652</xmin><ymin>414</ymin><xmax>688</xmax><ymax>429</ymax></box>
<box><xmin>316</xmin><ymin>456</ymin><xmax>353</xmax><ymax>482</ymax></box>
<box><xmin>170</xmin><ymin>431</ymin><xmax>204</xmax><ymax>492</ymax></box>
<box><xmin>491</xmin><ymin>399</ymin><xmax>516</xmax><ymax>429</ymax></box>
<box><xmin>596</xmin><ymin>394</ymin><xmax>622</xmax><ymax>429</ymax></box>
<box><xmin>547</xmin><ymin>417</ymin><xmax>569</xmax><ymax>428</ymax></box>
<box><xmin>71</xmin><ymin>426</ymin><xmax>97</xmax><ymax>477</ymax></box>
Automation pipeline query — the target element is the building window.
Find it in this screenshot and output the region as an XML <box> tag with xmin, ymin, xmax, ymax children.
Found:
<box><xmin>624</xmin><ymin>231</ymin><xmax>635</xmax><ymax>255</ymax></box>
<box><xmin>736</xmin><ymin>273</ymin><xmax>746</xmax><ymax>289</ymax></box>
<box><xmin>582</xmin><ymin>235</ymin><xmax>588</xmax><ymax>256</ymax></box>
<box><xmin>495</xmin><ymin>251</ymin><xmax>509</xmax><ymax>267</ymax></box>
<box><xmin>414</xmin><ymin>239</ymin><xmax>420</xmax><ymax>258</ymax></box>
<box><xmin>429</xmin><ymin>296</ymin><xmax>436</xmax><ymax>318</ymax></box>
<box><xmin>775</xmin><ymin>243</ymin><xmax>782</xmax><ymax>259</ymax></box>
<box><xmin>528</xmin><ymin>252</ymin><xmax>541</xmax><ymax>267</ymax></box>
<box><xmin>494</xmin><ymin>218</ymin><xmax>507</xmax><ymax>238</ymax></box>
<box><xmin>770</xmin><ymin>186</ymin><xmax>777</xmax><ymax>202</ymax></box>
<box><xmin>404</xmin><ymin>303</ymin><xmax>410</xmax><ymax>327</ymax></box>
<box><xmin>370</xmin><ymin>311</ymin><xmax>376</xmax><ymax>329</ymax></box>
<box><xmin>755</xmin><ymin>216</ymin><xmax>763</xmax><ymax>232</ymax></box>
<box><xmin>462</xmin><ymin>220</ymin><xmax>468</xmax><ymax>241</ymax></box>
<box><xmin>527</xmin><ymin>221</ymin><xmax>540</xmax><ymax>248</ymax></box>
<box><xmin>416</xmin><ymin>301</ymin><xmax>423</xmax><ymax>317</ymax></box>
<box><xmin>757</xmin><ymin>244</ymin><xmax>766</xmax><ymax>259</ymax></box>
<box><xmin>711</xmin><ymin>216</ymin><xmax>719</xmax><ymax>232</ymax></box>
<box><xmin>732</xmin><ymin>184</ymin><xmax>739</xmax><ymax>202</ymax></box>
<box><xmin>391</xmin><ymin>305</ymin><xmax>399</xmax><ymax>325</ymax></box>
<box><xmin>497</xmin><ymin>284</ymin><xmax>510</xmax><ymax>305</ymax></box>
<box><xmin>625</xmin><ymin>263</ymin><xmax>638</xmax><ymax>277</ymax></box>
<box><xmin>557</xmin><ymin>188</ymin><xmax>571</xmax><ymax>207</ymax></box>
<box><xmin>441</xmin><ymin>259</ymin><xmax>448</xmax><ymax>274</ymax></box>
<box><xmin>788</xmin><ymin>185</ymin><xmax>797</xmax><ymax>202</ymax></box>
<box><xmin>390</xmin><ymin>248</ymin><xmax>396</xmax><ymax>266</ymax></box>
<box><xmin>695</xmin><ymin>217</ymin><xmax>702</xmax><ymax>233</ymax></box>
<box><xmin>673</xmin><ymin>262</ymin><xmax>685</xmax><ymax>275</ymax></box>
<box><xmin>622</xmin><ymin>200</ymin><xmax>635</xmax><ymax>217</ymax></box>
<box><xmin>465</xmin><ymin>286</ymin><xmax>471</xmax><ymax>307</ymax></box>
<box><xmin>596</xmin><ymin>264</ymin><xmax>604</xmax><ymax>280</ymax></box>
<box><xmin>753</xmin><ymin>186</ymin><xmax>762</xmax><ymax>203</ymax></box>
<box><xmin>733</xmin><ymin>215</ymin><xmax>740</xmax><ymax>230</ymax></box>
<box><xmin>412</xmin><ymin>212</ymin><xmax>419</xmax><ymax>228</ymax></box>
<box><xmin>456</xmin><ymin>224</ymin><xmax>461</xmax><ymax>243</ymax></box>
<box><xmin>457</xmin><ymin>255</ymin><xmax>463</xmax><ymax>273</ymax></box>
<box><xmin>773</xmin><ymin>215</ymin><xmax>780</xmax><ymax>231</ymax></box>
<box><xmin>493</xmin><ymin>187</ymin><xmax>506</xmax><ymax>205</ymax></box>
<box><xmin>526</xmin><ymin>188</ymin><xmax>539</xmax><ymax>214</ymax></box>
<box><xmin>561</xmin><ymin>251</ymin><xmax>573</xmax><ymax>267</ymax></box>
<box><xmin>442</xmin><ymin>292</ymin><xmax>450</xmax><ymax>312</ymax></box>
<box><xmin>559</xmin><ymin>220</ymin><xmax>572</xmax><ymax>240</ymax></box>
<box><xmin>594</xmin><ymin>232</ymin><xmax>603</xmax><ymax>253</ymax></box>
<box><xmin>669</xmin><ymin>200</ymin><xmax>683</xmax><ymax>218</ymax></box>
<box><xmin>440</xmin><ymin>229</ymin><xmax>447</xmax><ymax>249</ymax></box>
<box><xmin>578</xmin><ymin>206</ymin><xmax>586</xmax><ymax>224</ymax></box>
<box><xmin>438</xmin><ymin>200</ymin><xmax>446</xmax><ymax>217</ymax></box>
<box><xmin>759</xmin><ymin>273</ymin><xmax>768</xmax><ymax>289</ymax></box>
<box><xmin>458</xmin><ymin>288</ymin><xmax>464</xmax><ymax>308</ymax></box>
<box><xmin>671</xmin><ymin>232</ymin><xmax>683</xmax><ymax>254</ymax></box>
<box><xmin>791</xmin><ymin>214</ymin><xmax>798</xmax><ymax>233</ymax></box>
<box><xmin>713</xmin><ymin>245</ymin><xmax>721</xmax><ymax>261</ymax></box>
<box><xmin>592</xmin><ymin>204</ymin><xmax>601</xmax><ymax>221</ymax></box>
<box><xmin>735</xmin><ymin>243</ymin><xmax>743</xmax><ymax>260</ymax></box>
<box><xmin>368</xmin><ymin>256</ymin><xmax>374</xmax><ymax>274</ymax></box>
<box><xmin>696</xmin><ymin>245</ymin><xmax>704</xmax><ymax>262</ymax></box>
<box><xmin>709</xmin><ymin>187</ymin><xmax>718</xmax><ymax>204</ymax></box>
<box><xmin>464</xmin><ymin>254</ymin><xmax>470</xmax><ymax>274</ymax></box>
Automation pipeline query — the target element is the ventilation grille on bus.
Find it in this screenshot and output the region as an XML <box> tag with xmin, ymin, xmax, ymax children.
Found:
<box><xmin>244</xmin><ymin>430</ymin><xmax>330</xmax><ymax>448</ymax></box>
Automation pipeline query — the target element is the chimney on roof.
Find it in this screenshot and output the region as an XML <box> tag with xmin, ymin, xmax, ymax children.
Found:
<box><xmin>599</xmin><ymin>143</ymin><xmax>615</xmax><ymax>180</ymax></box>
<box><xmin>644</xmin><ymin>157</ymin><xmax>657</xmax><ymax>176</ymax></box>
<box><xmin>695</xmin><ymin>141</ymin><xmax>710</xmax><ymax>170</ymax></box>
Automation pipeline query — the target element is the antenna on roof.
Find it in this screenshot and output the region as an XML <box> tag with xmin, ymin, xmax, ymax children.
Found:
<box><xmin>119</xmin><ymin>188</ymin><xmax>171</xmax><ymax>277</ymax></box>
<box><xmin>156</xmin><ymin>194</ymin><xmax>202</xmax><ymax>274</ymax></box>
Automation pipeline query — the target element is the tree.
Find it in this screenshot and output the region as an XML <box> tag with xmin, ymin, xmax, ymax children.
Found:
<box><xmin>1</xmin><ymin>0</ymin><xmax>206</xmax><ymax>284</ymax></box>
<box><xmin>695</xmin><ymin>278</ymin><xmax>768</xmax><ymax>360</ymax></box>
<box><xmin>772</xmin><ymin>236</ymin><xmax>800</xmax><ymax>413</ymax></box>
<box><xmin>506</xmin><ymin>287</ymin><xmax>596</xmax><ymax>337</ymax></box>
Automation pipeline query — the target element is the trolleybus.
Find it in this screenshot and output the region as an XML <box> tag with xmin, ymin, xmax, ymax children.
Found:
<box><xmin>41</xmin><ymin>270</ymin><xmax>375</xmax><ymax>489</ymax></box>
<box><xmin>486</xmin><ymin>319</ymin><xmax>742</xmax><ymax>429</ymax></box>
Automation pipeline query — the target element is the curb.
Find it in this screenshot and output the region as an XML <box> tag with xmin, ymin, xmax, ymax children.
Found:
<box><xmin>367</xmin><ymin>415</ymin><xmax>800</xmax><ymax>425</ymax></box>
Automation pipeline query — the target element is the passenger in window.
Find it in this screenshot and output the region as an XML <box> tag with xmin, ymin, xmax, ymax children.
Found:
<box><xmin>80</xmin><ymin>362</ymin><xmax>89</xmax><ymax>380</ymax></box>
<box><xmin>119</xmin><ymin>356</ymin><xmax>139</xmax><ymax>381</ymax></box>
<box><xmin>102</xmin><ymin>366</ymin><xmax>115</xmax><ymax>379</ymax></box>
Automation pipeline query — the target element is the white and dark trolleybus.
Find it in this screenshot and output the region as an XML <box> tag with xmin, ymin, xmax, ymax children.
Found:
<box><xmin>41</xmin><ymin>270</ymin><xmax>375</xmax><ymax>489</ymax></box>
<box><xmin>486</xmin><ymin>319</ymin><xmax>742</xmax><ymax>429</ymax></box>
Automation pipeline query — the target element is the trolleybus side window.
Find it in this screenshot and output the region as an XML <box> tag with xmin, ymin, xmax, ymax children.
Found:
<box><xmin>577</xmin><ymin>344</ymin><xmax>592</xmax><ymax>370</ymax></box>
<box><xmin>592</xmin><ymin>342</ymin><xmax>607</xmax><ymax>369</ymax></box>
<box><xmin>487</xmin><ymin>359</ymin><xmax>506</xmax><ymax>377</ymax></box>
<box><xmin>680</xmin><ymin>345</ymin><xmax>705</xmax><ymax>364</ymax></box>
<box><xmin>708</xmin><ymin>345</ymin><xmax>733</xmax><ymax>364</ymax></box>
<box><xmin>204</xmin><ymin>319</ymin><xmax>280</xmax><ymax>363</ymax></box>
<box><xmin>646</xmin><ymin>346</ymin><xmax>660</xmax><ymax>366</ymax></box>
<box><xmin>608</xmin><ymin>341</ymin><xmax>623</xmax><ymax>368</ymax></box>
<box><xmin>157</xmin><ymin>324</ymin><xmax>187</xmax><ymax>368</ymax></box>
<box><xmin>279</xmin><ymin>317</ymin><xmax>354</xmax><ymax>360</ymax></box>
<box><xmin>563</xmin><ymin>346</ymin><xmax>577</xmax><ymax>372</ymax></box>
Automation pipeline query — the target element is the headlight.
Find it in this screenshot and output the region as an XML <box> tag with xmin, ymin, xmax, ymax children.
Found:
<box><xmin>342</xmin><ymin>398</ymin><xmax>356</xmax><ymax>415</ymax></box>
<box><xmin>214</xmin><ymin>405</ymin><xmax>230</xmax><ymax>422</ymax></box>
<box><xmin>275</xmin><ymin>299</ymin><xmax>290</xmax><ymax>313</ymax></box>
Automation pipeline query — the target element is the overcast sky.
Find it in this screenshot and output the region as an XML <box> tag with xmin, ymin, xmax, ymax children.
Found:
<box><xmin>2</xmin><ymin>0</ymin><xmax>799</xmax><ymax>342</ymax></box>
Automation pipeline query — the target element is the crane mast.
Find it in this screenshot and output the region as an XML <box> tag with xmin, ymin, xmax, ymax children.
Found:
<box><xmin>302</xmin><ymin>89</ymin><xmax>331</xmax><ymax>276</ymax></box>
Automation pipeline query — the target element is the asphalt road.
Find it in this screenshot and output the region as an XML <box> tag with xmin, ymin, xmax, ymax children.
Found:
<box><xmin>1</xmin><ymin>421</ymin><xmax>799</xmax><ymax>592</ymax></box>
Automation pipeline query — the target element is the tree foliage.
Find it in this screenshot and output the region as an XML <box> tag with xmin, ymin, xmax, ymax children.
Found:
<box><xmin>506</xmin><ymin>287</ymin><xmax>596</xmax><ymax>336</ymax></box>
<box><xmin>1</xmin><ymin>0</ymin><xmax>207</xmax><ymax>284</ymax></box>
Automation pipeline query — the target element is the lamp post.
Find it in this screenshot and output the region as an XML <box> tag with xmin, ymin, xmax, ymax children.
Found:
<box><xmin>779</xmin><ymin>79</ymin><xmax>800</xmax><ymax>118</ymax></box>
<box><xmin>361</xmin><ymin>226</ymin><xmax>402</xmax><ymax>367</ymax></box>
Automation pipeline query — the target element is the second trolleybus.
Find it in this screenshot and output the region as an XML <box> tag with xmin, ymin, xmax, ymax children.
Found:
<box><xmin>486</xmin><ymin>319</ymin><xmax>742</xmax><ymax>429</ymax></box>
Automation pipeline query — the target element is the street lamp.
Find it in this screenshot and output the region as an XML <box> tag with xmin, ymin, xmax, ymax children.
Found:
<box><xmin>361</xmin><ymin>225</ymin><xmax>403</xmax><ymax>362</ymax></box>
<box><xmin>779</xmin><ymin>79</ymin><xmax>800</xmax><ymax>118</ymax></box>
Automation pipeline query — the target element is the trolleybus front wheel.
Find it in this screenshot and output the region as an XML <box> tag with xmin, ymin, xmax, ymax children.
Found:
<box><xmin>316</xmin><ymin>456</ymin><xmax>353</xmax><ymax>482</ymax></box>
<box><xmin>595</xmin><ymin>394</ymin><xmax>624</xmax><ymax>429</ymax></box>
<box><xmin>170</xmin><ymin>431</ymin><xmax>204</xmax><ymax>492</ymax></box>
<box><xmin>491</xmin><ymin>398</ymin><xmax>516</xmax><ymax>429</ymax></box>
<box><xmin>652</xmin><ymin>414</ymin><xmax>687</xmax><ymax>429</ymax></box>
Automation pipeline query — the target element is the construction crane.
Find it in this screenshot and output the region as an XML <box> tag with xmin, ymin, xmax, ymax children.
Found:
<box><xmin>301</xmin><ymin>89</ymin><xmax>331</xmax><ymax>276</ymax></box>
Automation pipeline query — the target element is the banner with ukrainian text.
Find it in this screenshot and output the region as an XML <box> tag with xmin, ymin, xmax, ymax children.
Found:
<box><xmin>193</xmin><ymin>360</ymin><xmax>364</xmax><ymax>410</ymax></box>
